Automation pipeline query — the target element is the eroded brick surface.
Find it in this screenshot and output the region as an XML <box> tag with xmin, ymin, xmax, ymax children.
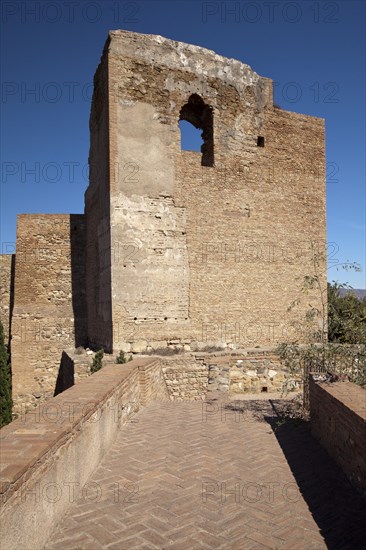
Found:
<box><xmin>10</xmin><ymin>215</ymin><xmax>86</xmax><ymax>414</ymax></box>
<box><xmin>45</xmin><ymin>397</ymin><xmax>366</xmax><ymax>549</ymax></box>
<box><xmin>0</xmin><ymin>254</ymin><xmax>14</xmax><ymax>345</ymax></box>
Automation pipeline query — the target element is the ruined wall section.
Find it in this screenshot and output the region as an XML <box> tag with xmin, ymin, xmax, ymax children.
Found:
<box><xmin>85</xmin><ymin>49</ymin><xmax>113</xmax><ymax>352</ymax></box>
<box><xmin>108</xmin><ymin>32</ymin><xmax>194</xmax><ymax>350</ymax></box>
<box><xmin>11</xmin><ymin>214</ymin><xmax>86</xmax><ymax>413</ymax></box>
<box><xmin>176</xmin><ymin>110</ymin><xmax>326</xmax><ymax>347</ymax></box>
<box><xmin>105</xmin><ymin>31</ymin><xmax>326</xmax><ymax>351</ymax></box>
<box><xmin>0</xmin><ymin>254</ymin><xmax>14</xmax><ymax>346</ymax></box>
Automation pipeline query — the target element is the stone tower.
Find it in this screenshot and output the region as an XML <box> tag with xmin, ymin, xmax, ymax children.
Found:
<box><xmin>86</xmin><ymin>30</ymin><xmax>326</xmax><ymax>354</ymax></box>
<box><xmin>0</xmin><ymin>30</ymin><xmax>326</xmax><ymax>412</ymax></box>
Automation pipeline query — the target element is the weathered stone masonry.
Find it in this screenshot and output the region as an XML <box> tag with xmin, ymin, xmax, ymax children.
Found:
<box><xmin>106</xmin><ymin>31</ymin><xmax>326</xmax><ymax>354</ymax></box>
<box><xmin>0</xmin><ymin>254</ymin><xmax>14</xmax><ymax>345</ymax></box>
<box><xmin>8</xmin><ymin>215</ymin><xmax>86</xmax><ymax>412</ymax></box>
<box><xmin>0</xmin><ymin>30</ymin><xmax>326</xmax><ymax>412</ymax></box>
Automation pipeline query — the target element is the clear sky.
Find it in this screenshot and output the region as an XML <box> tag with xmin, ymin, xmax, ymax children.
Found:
<box><xmin>1</xmin><ymin>0</ymin><xmax>365</xmax><ymax>288</ymax></box>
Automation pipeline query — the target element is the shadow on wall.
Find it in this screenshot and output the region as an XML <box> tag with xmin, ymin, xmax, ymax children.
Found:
<box><xmin>54</xmin><ymin>351</ymin><xmax>75</xmax><ymax>396</ymax></box>
<box><xmin>69</xmin><ymin>215</ymin><xmax>88</xmax><ymax>348</ymax></box>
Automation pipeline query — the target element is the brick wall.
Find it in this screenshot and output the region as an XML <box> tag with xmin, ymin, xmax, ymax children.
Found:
<box><xmin>11</xmin><ymin>214</ymin><xmax>86</xmax><ymax>414</ymax></box>
<box><xmin>104</xmin><ymin>30</ymin><xmax>326</xmax><ymax>352</ymax></box>
<box><xmin>0</xmin><ymin>254</ymin><xmax>14</xmax><ymax>345</ymax></box>
<box><xmin>309</xmin><ymin>375</ymin><xmax>366</xmax><ymax>495</ymax></box>
<box><xmin>0</xmin><ymin>357</ymin><xmax>159</xmax><ymax>550</ymax></box>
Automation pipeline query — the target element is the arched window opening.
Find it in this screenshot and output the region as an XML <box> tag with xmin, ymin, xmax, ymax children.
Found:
<box><xmin>179</xmin><ymin>94</ymin><xmax>214</xmax><ymax>167</ymax></box>
<box><xmin>179</xmin><ymin>120</ymin><xmax>203</xmax><ymax>153</ymax></box>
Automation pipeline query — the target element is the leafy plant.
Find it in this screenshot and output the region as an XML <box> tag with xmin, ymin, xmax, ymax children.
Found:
<box><xmin>277</xmin><ymin>342</ymin><xmax>366</xmax><ymax>409</ymax></box>
<box><xmin>287</xmin><ymin>240</ymin><xmax>328</xmax><ymax>343</ymax></box>
<box><xmin>0</xmin><ymin>321</ymin><xmax>12</xmax><ymax>427</ymax></box>
<box><xmin>279</xmin><ymin>243</ymin><xmax>365</xmax><ymax>410</ymax></box>
<box><xmin>287</xmin><ymin>241</ymin><xmax>362</xmax><ymax>344</ymax></box>
<box><xmin>328</xmin><ymin>282</ymin><xmax>366</xmax><ymax>344</ymax></box>
<box><xmin>91</xmin><ymin>349</ymin><xmax>104</xmax><ymax>373</ymax></box>
<box><xmin>116</xmin><ymin>350</ymin><xmax>133</xmax><ymax>364</ymax></box>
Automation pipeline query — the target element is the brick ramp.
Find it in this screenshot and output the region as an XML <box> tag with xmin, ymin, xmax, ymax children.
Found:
<box><xmin>46</xmin><ymin>399</ymin><xmax>366</xmax><ymax>550</ymax></box>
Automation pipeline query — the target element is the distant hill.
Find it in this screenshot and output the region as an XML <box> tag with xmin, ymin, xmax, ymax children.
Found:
<box><xmin>338</xmin><ymin>288</ymin><xmax>366</xmax><ymax>300</ymax></box>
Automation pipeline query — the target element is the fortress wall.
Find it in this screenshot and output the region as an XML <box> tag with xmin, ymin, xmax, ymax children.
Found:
<box><xmin>85</xmin><ymin>50</ymin><xmax>113</xmax><ymax>352</ymax></box>
<box><xmin>0</xmin><ymin>254</ymin><xmax>14</xmax><ymax>345</ymax></box>
<box><xmin>105</xmin><ymin>31</ymin><xmax>326</xmax><ymax>352</ymax></box>
<box><xmin>6</xmin><ymin>31</ymin><xmax>327</xmax><ymax>413</ymax></box>
<box><xmin>173</xmin><ymin>110</ymin><xmax>326</xmax><ymax>348</ymax></box>
<box><xmin>11</xmin><ymin>214</ymin><xmax>86</xmax><ymax>414</ymax></box>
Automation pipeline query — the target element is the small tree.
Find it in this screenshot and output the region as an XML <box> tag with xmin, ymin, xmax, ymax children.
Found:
<box><xmin>287</xmin><ymin>240</ymin><xmax>361</xmax><ymax>344</ymax></box>
<box><xmin>0</xmin><ymin>321</ymin><xmax>12</xmax><ymax>427</ymax></box>
<box><xmin>91</xmin><ymin>349</ymin><xmax>104</xmax><ymax>373</ymax></box>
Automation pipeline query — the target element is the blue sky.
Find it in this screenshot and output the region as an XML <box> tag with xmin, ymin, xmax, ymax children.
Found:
<box><xmin>1</xmin><ymin>0</ymin><xmax>365</xmax><ymax>288</ymax></box>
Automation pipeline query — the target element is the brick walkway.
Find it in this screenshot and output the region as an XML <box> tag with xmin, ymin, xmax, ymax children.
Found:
<box><xmin>45</xmin><ymin>397</ymin><xmax>366</xmax><ymax>550</ymax></box>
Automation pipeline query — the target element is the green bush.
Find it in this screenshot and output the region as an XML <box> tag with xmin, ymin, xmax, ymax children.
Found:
<box><xmin>116</xmin><ymin>350</ymin><xmax>126</xmax><ymax>364</ymax></box>
<box><xmin>91</xmin><ymin>349</ymin><xmax>104</xmax><ymax>373</ymax></box>
<box><xmin>116</xmin><ymin>350</ymin><xmax>133</xmax><ymax>364</ymax></box>
<box><xmin>0</xmin><ymin>321</ymin><xmax>12</xmax><ymax>427</ymax></box>
<box><xmin>328</xmin><ymin>282</ymin><xmax>366</xmax><ymax>344</ymax></box>
<box><xmin>277</xmin><ymin>342</ymin><xmax>366</xmax><ymax>408</ymax></box>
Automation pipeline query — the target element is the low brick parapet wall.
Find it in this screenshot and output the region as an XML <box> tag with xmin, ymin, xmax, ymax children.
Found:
<box><xmin>0</xmin><ymin>357</ymin><xmax>167</xmax><ymax>550</ymax></box>
<box><xmin>309</xmin><ymin>374</ymin><xmax>366</xmax><ymax>496</ymax></box>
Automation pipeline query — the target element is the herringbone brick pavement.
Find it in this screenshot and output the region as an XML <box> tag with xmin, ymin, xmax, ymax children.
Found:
<box><xmin>45</xmin><ymin>397</ymin><xmax>366</xmax><ymax>550</ymax></box>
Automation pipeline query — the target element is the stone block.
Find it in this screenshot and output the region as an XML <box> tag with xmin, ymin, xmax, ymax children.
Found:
<box><xmin>131</xmin><ymin>340</ymin><xmax>148</xmax><ymax>353</ymax></box>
